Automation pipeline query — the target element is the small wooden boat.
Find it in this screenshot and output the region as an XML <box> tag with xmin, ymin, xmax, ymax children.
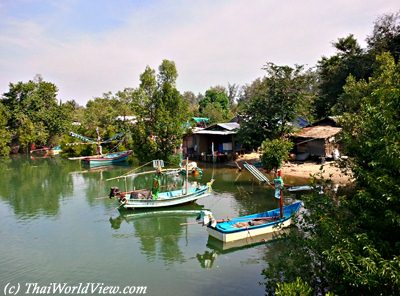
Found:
<box><xmin>199</xmin><ymin>201</ymin><xmax>302</xmax><ymax>243</ymax></box>
<box><xmin>48</xmin><ymin>145</ymin><xmax>62</xmax><ymax>155</ymax></box>
<box><xmin>109</xmin><ymin>180</ymin><xmax>214</xmax><ymax>209</ymax></box>
<box><xmin>67</xmin><ymin>129</ymin><xmax>130</xmax><ymax>166</ymax></box>
<box><xmin>80</xmin><ymin>150</ymin><xmax>132</xmax><ymax>166</ymax></box>
<box><xmin>30</xmin><ymin>145</ymin><xmax>62</xmax><ymax>157</ymax></box>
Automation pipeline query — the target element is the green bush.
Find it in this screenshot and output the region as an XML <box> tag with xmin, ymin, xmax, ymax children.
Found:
<box><xmin>275</xmin><ymin>278</ymin><xmax>313</xmax><ymax>296</ymax></box>
<box><xmin>260</xmin><ymin>138</ymin><xmax>293</xmax><ymax>171</ymax></box>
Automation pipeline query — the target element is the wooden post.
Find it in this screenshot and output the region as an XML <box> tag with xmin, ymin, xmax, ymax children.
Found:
<box><xmin>275</xmin><ymin>169</ymin><xmax>283</xmax><ymax>219</ymax></box>
<box><xmin>279</xmin><ymin>188</ymin><xmax>283</xmax><ymax>219</ymax></box>
<box><xmin>185</xmin><ymin>157</ymin><xmax>189</xmax><ymax>195</ymax></box>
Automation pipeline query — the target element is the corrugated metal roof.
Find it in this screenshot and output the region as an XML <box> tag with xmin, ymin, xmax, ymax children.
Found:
<box><xmin>294</xmin><ymin>126</ymin><xmax>342</xmax><ymax>139</ymax></box>
<box><xmin>216</xmin><ymin>122</ymin><xmax>239</xmax><ymax>130</ymax></box>
<box><xmin>193</xmin><ymin>130</ymin><xmax>237</xmax><ymax>135</ymax></box>
<box><xmin>192</xmin><ymin>122</ymin><xmax>239</xmax><ymax>135</ymax></box>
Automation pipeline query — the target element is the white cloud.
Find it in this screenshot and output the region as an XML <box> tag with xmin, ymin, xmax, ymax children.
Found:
<box><xmin>0</xmin><ymin>0</ymin><xmax>399</xmax><ymax>105</ymax></box>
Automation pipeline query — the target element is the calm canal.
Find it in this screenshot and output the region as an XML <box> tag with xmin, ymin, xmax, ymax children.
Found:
<box><xmin>0</xmin><ymin>157</ymin><xmax>308</xmax><ymax>295</ymax></box>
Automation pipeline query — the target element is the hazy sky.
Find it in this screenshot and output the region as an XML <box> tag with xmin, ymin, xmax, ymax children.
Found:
<box><xmin>0</xmin><ymin>0</ymin><xmax>398</xmax><ymax>105</ymax></box>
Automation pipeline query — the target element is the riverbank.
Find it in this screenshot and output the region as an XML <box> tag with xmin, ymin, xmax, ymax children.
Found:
<box><xmin>233</xmin><ymin>152</ymin><xmax>353</xmax><ymax>185</ymax></box>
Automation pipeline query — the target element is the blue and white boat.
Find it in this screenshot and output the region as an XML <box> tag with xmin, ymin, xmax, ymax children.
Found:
<box><xmin>67</xmin><ymin>130</ymin><xmax>130</xmax><ymax>166</ymax></box>
<box><xmin>199</xmin><ymin>201</ymin><xmax>302</xmax><ymax>243</ymax></box>
<box><xmin>81</xmin><ymin>150</ymin><xmax>132</xmax><ymax>166</ymax></box>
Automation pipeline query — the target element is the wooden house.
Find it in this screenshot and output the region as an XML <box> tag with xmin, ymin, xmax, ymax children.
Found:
<box><xmin>183</xmin><ymin>122</ymin><xmax>240</xmax><ymax>162</ymax></box>
<box><xmin>292</xmin><ymin>117</ymin><xmax>342</xmax><ymax>160</ymax></box>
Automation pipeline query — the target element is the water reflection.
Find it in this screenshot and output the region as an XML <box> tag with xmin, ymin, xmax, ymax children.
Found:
<box><xmin>196</xmin><ymin>250</ymin><xmax>218</xmax><ymax>269</ymax></box>
<box><xmin>206</xmin><ymin>230</ymin><xmax>289</xmax><ymax>254</ymax></box>
<box><xmin>195</xmin><ymin>230</ymin><xmax>290</xmax><ymax>270</ymax></box>
<box><xmin>109</xmin><ymin>205</ymin><xmax>204</xmax><ymax>265</ymax></box>
<box><xmin>0</xmin><ymin>159</ymin><xmax>311</xmax><ymax>296</ymax></box>
<box><xmin>0</xmin><ymin>157</ymin><xmax>78</xmax><ymax>218</ymax></box>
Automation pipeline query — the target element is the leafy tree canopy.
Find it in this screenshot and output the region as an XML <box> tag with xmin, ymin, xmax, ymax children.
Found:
<box><xmin>263</xmin><ymin>52</ymin><xmax>400</xmax><ymax>296</ymax></box>
<box><xmin>130</xmin><ymin>60</ymin><xmax>189</xmax><ymax>161</ymax></box>
<box><xmin>0</xmin><ymin>102</ymin><xmax>11</xmax><ymax>156</ymax></box>
<box><xmin>1</xmin><ymin>75</ymin><xmax>73</xmax><ymax>152</ymax></box>
<box><xmin>367</xmin><ymin>11</ymin><xmax>400</xmax><ymax>62</ymax></box>
<box><xmin>199</xmin><ymin>86</ymin><xmax>229</xmax><ymax>111</ymax></box>
<box><xmin>316</xmin><ymin>12</ymin><xmax>400</xmax><ymax>118</ymax></box>
<box><xmin>238</xmin><ymin>63</ymin><xmax>316</xmax><ymax>149</ymax></box>
<box><xmin>260</xmin><ymin>138</ymin><xmax>293</xmax><ymax>172</ymax></box>
<box><xmin>315</xmin><ymin>34</ymin><xmax>373</xmax><ymax>118</ymax></box>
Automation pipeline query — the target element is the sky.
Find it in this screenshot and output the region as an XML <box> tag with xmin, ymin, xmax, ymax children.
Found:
<box><xmin>0</xmin><ymin>0</ymin><xmax>398</xmax><ymax>106</ymax></box>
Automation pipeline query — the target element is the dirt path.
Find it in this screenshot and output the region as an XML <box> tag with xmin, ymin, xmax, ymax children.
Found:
<box><xmin>233</xmin><ymin>152</ymin><xmax>353</xmax><ymax>185</ymax></box>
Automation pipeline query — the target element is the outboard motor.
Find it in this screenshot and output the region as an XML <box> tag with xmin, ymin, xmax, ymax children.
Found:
<box><xmin>196</xmin><ymin>210</ymin><xmax>217</xmax><ymax>227</ymax></box>
<box><xmin>109</xmin><ymin>187</ymin><xmax>120</xmax><ymax>199</ymax></box>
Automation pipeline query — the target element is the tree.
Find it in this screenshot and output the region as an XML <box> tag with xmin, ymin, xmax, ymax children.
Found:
<box><xmin>1</xmin><ymin>76</ymin><xmax>71</xmax><ymax>152</ymax></box>
<box><xmin>130</xmin><ymin>60</ymin><xmax>189</xmax><ymax>161</ymax></box>
<box><xmin>238</xmin><ymin>63</ymin><xmax>316</xmax><ymax>149</ymax></box>
<box><xmin>82</xmin><ymin>96</ymin><xmax>119</xmax><ymax>135</ymax></box>
<box><xmin>331</xmin><ymin>74</ymin><xmax>369</xmax><ymax>114</ymax></box>
<box><xmin>260</xmin><ymin>138</ymin><xmax>293</xmax><ymax>172</ymax></box>
<box><xmin>263</xmin><ymin>52</ymin><xmax>400</xmax><ymax>296</ymax></box>
<box><xmin>201</xmin><ymin>102</ymin><xmax>227</xmax><ymax>124</ymax></box>
<box><xmin>315</xmin><ymin>34</ymin><xmax>373</xmax><ymax>118</ymax></box>
<box><xmin>182</xmin><ymin>91</ymin><xmax>199</xmax><ymax>115</ymax></box>
<box><xmin>367</xmin><ymin>11</ymin><xmax>400</xmax><ymax>62</ymax></box>
<box><xmin>237</xmin><ymin>78</ymin><xmax>264</xmax><ymax>108</ymax></box>
<box><xmin>340</xmin><ymin>52</ymin><xmax>400</xmax><ymax>250</ymax></box>
<box><xmin>0</xmin><ymin>102</ymin><xmax>11</xmax><ymax>156</ymax></box>
<box><xmin>198</xmin><ymin>86</ymin><xmax>231</xmax><ymax>123</ymax></box>
<box><xmin>227</xmin><ymin>83</ymin><xmax>239</xmax><ymax>106</ymax></box>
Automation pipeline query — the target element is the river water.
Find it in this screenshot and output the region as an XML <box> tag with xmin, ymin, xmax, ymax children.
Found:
<box><xmin>0</xmin><ymin>157</ymin><xmax>308</xmax><ymax>296</ymax></box>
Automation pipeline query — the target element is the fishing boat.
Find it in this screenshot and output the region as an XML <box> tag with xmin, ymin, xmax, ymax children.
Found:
<box><xmin>107</xmin><ymin>160</ymin><xmax>214</xmax><ymax>210</ymax></box>
<box><xmin>67</xmin><ymin>129</ymin><xmax>131</xmax><ymax>166</ymax></box>
<box><xmin>198</xmin><ymin>201</ymin><xmax>302</xmax><ymax>243</ymax></box>
<box><xmin>80</xmin><ymin>150</ymin><xmax>132</xmax><ymax>166</ymax></box>
<box><xmin>109</xmin><ymin>182</ymin><xmax>213</xmax><ymax>209</ymax></box>
<box><xmin>30</xmin><ymin>145</ymin><xmax>62</xmax><ymax>157</ymax></box>
<box><xmin>48</xmin><ymin>145</ymin><xmax>62</xmax><ymax>155</ymax></box>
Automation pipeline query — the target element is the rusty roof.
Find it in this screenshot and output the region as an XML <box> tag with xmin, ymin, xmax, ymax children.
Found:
<box><xmin>294</xmin><ymin>126</ymin><xmax>342</xmax><ymax>139</ymax></box>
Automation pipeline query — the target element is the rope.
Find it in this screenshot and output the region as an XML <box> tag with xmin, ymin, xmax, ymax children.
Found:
<box><xmin>246</xmin><ymin>227</ymin><xmax>253</xmax><ymax>241</ymax></box>
<box><xmin>120</xmin><ymin>160</ymin><xmax>153</xmax><ymax>177</ymax></box>
<box><xmin>108</xmin><ymin>138</ymin><xmax>124</xmax><ymax>153</ymax></box>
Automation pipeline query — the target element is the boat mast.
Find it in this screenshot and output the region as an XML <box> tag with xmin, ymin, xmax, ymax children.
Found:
<box><xmin>279</xmin><ymin>185</ymin><xmax>283</xmax><ymax>219</ymax></box>
<box><xmin>185</xmin><ymin>157</ymin><xmax>189</xmax><ymax>195</ymax></box>
<box><xmin>96</xmin><ymin>127</ymin><xmax>102</xmax><ymax>155</ymax></box>
<box><xmin>273</xmin><ymin>170</ymin><xmax>284</xmax><ymax>219</ymax></box>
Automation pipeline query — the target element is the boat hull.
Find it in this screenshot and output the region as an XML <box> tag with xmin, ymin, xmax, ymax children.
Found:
<box><xmin>207</xmin><ymin>218</ymin><xmax>292</xmax><ymax>243</ymax></box>
<box><xmin>82</xmin><ymin>150</ymin><xmax>132</xmax><ymax>166</ymax></box>
<box><xmin>122</xmin><ymin>186</ymin><xmax>211</xmax><ymax>209</ymax></box>
<box><xmin>206</xmin><ymin>201</ymin><xmax>302</xmax><ymax>243</ymax></box>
